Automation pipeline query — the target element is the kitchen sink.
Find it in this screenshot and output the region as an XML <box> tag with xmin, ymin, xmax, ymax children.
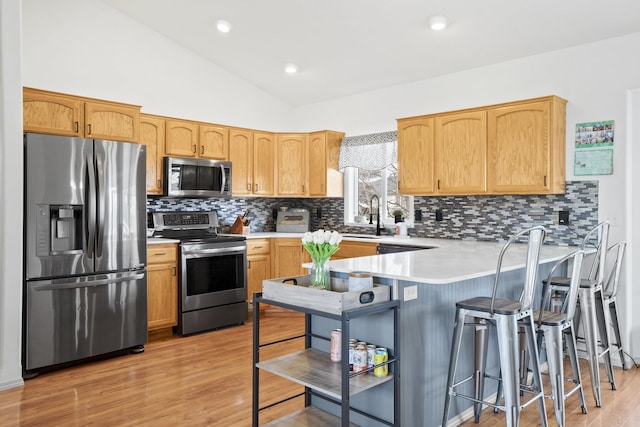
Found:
<box><xmin>342</xmin><ymin>234</ymin><xmax>385</xmax><ymax>239</ymax></box>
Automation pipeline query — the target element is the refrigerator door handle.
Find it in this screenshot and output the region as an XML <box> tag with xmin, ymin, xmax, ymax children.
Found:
<box><xmin>85</xmin><ymin>149</ymin><xmax>97</xmax><ymax>260</ymax></box>
<box><xmin>31</xmin><ymin>272</ymin><xmax>145</xmax><ymax>291</ymax></box>
<box><xmin>95</xmin><ymin>149</ymin><xmax>105</xmax><ymax>256</ymax></box>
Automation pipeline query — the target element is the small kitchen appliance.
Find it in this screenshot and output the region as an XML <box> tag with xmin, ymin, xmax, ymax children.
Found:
<box><xmin>275</xmin><ymin>208</ymin><xmax>310</xmax><ymax>232</ymax></box>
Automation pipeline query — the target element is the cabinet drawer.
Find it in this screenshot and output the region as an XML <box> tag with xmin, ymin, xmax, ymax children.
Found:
<box><xmin>247</xmin><ymin>239</ymin><xmax>270</xmax><ymax>255</ymax></box>
<box><xmin>147</xmin><ymin>244</ymin><xmax>178</xmax><ymax>264</ymax></box>
<box><xmin>335</xmin><ymin>242</ymin><xmax>378</xmax><ymax>259</ymax></box>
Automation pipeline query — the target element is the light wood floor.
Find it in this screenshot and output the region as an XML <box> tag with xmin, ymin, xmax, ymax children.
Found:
<box><xmin>1</xmin><ymin>315</ymin><xmax>640</xmax><ymax>426</ymax></box>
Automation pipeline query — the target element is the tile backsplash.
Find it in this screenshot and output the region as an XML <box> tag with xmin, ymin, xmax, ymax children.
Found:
<box><xmin>147</xmin><ymin>180</ymin><xmax>597</xmax><ymax>246</ymax></box>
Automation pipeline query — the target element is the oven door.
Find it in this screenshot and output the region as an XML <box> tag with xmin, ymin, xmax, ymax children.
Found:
<box><xmin>180</xmin><ymin>241</ymin><xmax>247</xmax><ymax>312</ymax></box>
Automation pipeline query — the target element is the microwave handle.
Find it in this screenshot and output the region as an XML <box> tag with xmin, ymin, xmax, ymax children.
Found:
<box><xmin>220</xmin><ymin>164</ymin><xmax>227</xmax><ymax>195</ymax></box>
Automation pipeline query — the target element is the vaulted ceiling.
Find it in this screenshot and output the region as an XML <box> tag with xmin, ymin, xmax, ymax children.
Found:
<box><xmin>100</xmin><ymin>0</ymin><xmax>640</xmax><ymax>107</ymax></box>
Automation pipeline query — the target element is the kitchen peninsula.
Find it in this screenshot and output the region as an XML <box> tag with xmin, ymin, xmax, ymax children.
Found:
<box><xmin>295</xmin><ymin>236</ymin><xmax>578</xmax><ymax>426</ymax></box>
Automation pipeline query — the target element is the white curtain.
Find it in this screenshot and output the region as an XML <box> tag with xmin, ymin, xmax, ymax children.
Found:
<box><xmin>338</xmin><ymin>131</ymin><xmax>397</xmax><ymax>171</ymax></box>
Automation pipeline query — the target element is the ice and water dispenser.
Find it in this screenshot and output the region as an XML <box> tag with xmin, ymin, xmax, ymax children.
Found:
<box><xmin>36</xmin><ymin>205</ymin><xmax>84</xmax><ymax>256</ymax></box>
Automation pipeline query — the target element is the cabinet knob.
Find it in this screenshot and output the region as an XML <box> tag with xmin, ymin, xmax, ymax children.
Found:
<box><xmin>192</xmin><ymin>144</ymin><xmax>197</xmax><ymax>153</ymax></box>
<box><xmin>75</xmin><ymin>121</ymin><xmax>79</xmax><ymax>133</ymax></box>
<box><xmin>247</xmin><ymin>183</ymin><xmax>252</xmax><ymax>191</ymax></box>
<box><xmin>201</xmin><ymin>146</ymin><xmax>205</xmax><ymax>155</ymax></box>
<box><xmin>87</xmin><ymin>124</ymin><xmax>92</xmax><ymax>135</ymax></box>
<box><xmin>172</xmin><ymin>267</ymin><xmax>177</xmax><ymax>276</ymax></box>
<box><xmin>157</xmin><ymin>179</ymin><xmax>161</xmax><ymax>188</ymax></box>
<box><xmin>254</xmin><ymin>184</ymin><xmax>258</xmax><ymax>192</ymax></box>
<box><xmin>247</xmin><ymin>260</ymin><xmax>251</xmax><ymax>268</ymax></box>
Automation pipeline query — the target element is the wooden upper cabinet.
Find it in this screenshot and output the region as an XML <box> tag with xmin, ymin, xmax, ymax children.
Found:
<box><xmin>140</xmin><ymin>114</ymin><xmax>166</xmax><ymax>195</ymax></box>
<box><xmin>23</xmin><ymin>88</ymin><xmax>140</xmax><ymax>142</ymax></box>
<box><xmin>165</xmin><ymin>119</ymin><xmax>199</xmax><ymax>157</ymax></box>
<box><xmin>84</xmin><ymin>101</ymin><xmax>140</xmax><ymax>143</ymax></box>
<box><xmin>229</xmin><ymin>128</ymin><xmax>254</xmax><ymax>195</ymax></box>
<box><xmin>308</xmin><ymin>131</ymin><xmax>344</xmax><ymax>197</ymax></box>
<box><xmin>434</xmin><ymin>110</ymin><xmax>487</xmax><ymax>195</ymax></box>
<box><xmin>487</xmin><ymin>96</ymin><xmax>566</xmax><ymax>194</ymax></box>
<box><xmin>199</xmin><ymin>124</ymin><xmax>229</xmax><ymax>160</ymax></box>
<box><xmin>276</xmin><ymin>133</ymin><xmax>308</xmax><ymax>196</ymax></box>
<box><xmin>23</xmin><ymin>89</ymin><xmax>84</xmax><ymax>136</ymax></box>
<box><xmin>253</xmin><ymin>132</ymin><xmax>275</xmax><ymax>196</ymax></box>
<box><xmin>397</xmin><ymin>117</ymin><xmax>435</xmax><ymax>195</ymax></box>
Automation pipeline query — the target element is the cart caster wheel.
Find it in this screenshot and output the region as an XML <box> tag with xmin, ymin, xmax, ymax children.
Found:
<box><xmin>130</xmin><ymin>345</ymin><xmax>145</xmax><ymax>354</ymax></box>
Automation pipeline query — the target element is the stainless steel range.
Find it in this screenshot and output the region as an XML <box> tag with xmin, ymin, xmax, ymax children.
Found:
<box><xmin>152</xmin><ymin>211</ymin><xmax>247</xmax><ymax>335</ymax></box>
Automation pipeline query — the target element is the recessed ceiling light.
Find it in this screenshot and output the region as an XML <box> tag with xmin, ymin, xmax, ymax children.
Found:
<box><xmin>284</xmin><ymin>63</ymin><xmax>298</xmax><ymax>74</ymax></box>
<box><xmin>216</xmin><ymin>20</ymin><xmax>232</xmax><ymax>33</ymax></box>
<box><xmin>429</xmin><ymin>16</ymin><xmax>448</xmax><ymax>31</ymax></box>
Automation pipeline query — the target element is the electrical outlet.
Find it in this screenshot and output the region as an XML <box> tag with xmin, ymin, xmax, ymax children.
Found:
<box><xmin>559</xmin><ymin>210</ymin><xmax>570</xmax><ymax>225</ymax></box>
<box><xmin>316</xmin><ymin>208</ymin><xmax>322</xmax><ymax>219</ymax></box>
<box><xmin>404</xmin><ymin>285</ymin><xmax>418</xmax><ymax>301</ymax></box>
<box><xmin>435</xmin><ymin>209</ymin><xmax>443</xmax><ymax>222</ymax></box>
<box><xmin>414</xmin><ymin>209</ymin><xmax>423</xmax><ymax>222</ymax></box>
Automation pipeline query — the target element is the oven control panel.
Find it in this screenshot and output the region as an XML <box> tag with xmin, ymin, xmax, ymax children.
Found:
<box><xmin>152</xmin><ymin>211</ymin><xmax>219</xmax><ymax>229</ymax></box>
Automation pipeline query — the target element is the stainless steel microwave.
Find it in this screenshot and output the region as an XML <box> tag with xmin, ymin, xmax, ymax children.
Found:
<box><xmin>163</xmin><ymin>157</ymin><xmax>232</xmax><ymax>198</ymax></box>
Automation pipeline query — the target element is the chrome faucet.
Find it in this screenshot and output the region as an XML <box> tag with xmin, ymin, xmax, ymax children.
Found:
<box><xmin>369</xmin><ymin>195</ymin><xmax>383</xmax><ymax>236</ymax></box>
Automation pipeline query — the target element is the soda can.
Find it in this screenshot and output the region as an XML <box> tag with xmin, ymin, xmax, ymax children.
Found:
<box><xmin>330</xmin><ymin>329</ymin><xmax>342</xmax><ymax>362</ymax></box>
<box><xmin>366</xmin><ymin>344</ymin><xmax>377</xmax><ymax>372</ymax></box>
<box><xmin>348</xmin><ymin>343</ymin><xmax>356</xmax><ymax>372</ymax></box>
<box><xmin>373</xmin><ymin>347</ymin><xmax>389</xmax><ymax>377</ymax></box>
<box><xmin>353</xmin><ymin>344</ymin><xmax>368</xmax><ymax>373</ymax></box>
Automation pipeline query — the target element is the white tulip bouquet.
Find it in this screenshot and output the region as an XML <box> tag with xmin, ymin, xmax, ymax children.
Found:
<box><xmin>301</xmin><ymin>230</ymin><xmax>343</xmax><ymax>289</ymax></box>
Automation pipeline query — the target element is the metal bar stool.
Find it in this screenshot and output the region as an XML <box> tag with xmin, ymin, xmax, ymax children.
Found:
<box><xmin>598</xmin><ymin>241</ymin><xmax>628</xmax><ymax>369</ymax></box>
<box><xmin>442</xmin><ymin>226</ymin><xmax>548</xmax><ymax>427</ymax></box>
<box><xmin>544</xmin><ymin>221</ymin><xmax>615</xmax><ymax>407</ymax></box>
<box><xmin>535</xmin><ymin>249</ymin><xmax>588</xmax><ymax>427</ymax></box>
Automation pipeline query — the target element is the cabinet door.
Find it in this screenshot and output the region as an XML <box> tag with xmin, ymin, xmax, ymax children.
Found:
<box><xmin>435</xmin><ymin>111</ymin><xmax>487</xmax><ymax>194</ymax></box>
<box><xmin>397</xmin><ymin>117</ymin><xmax>435</xmax><ymax>194</ymax></box>
<box><xmin>272</xmin><ymin>238</ymin><xmax>307</xmax><ymax>278</ymax></box>
<box><xmin>253</xmin><ymin>132</ymin><xmax>275</xmax><ymax>196</ymax></box>
<box><xmin>199</xmin><ymin>124</ymin><xmax>229</xmax><ymax>160</ymax></box>
<box><xmin>277</xmin><ymin>134</ymin><xmax>308</xmax><ymax>196</ymax></box>
<box><xmin>229</xmin><ymin>129</ymin><xmax>253</xmax><ymax>195</ymax></box>
<box><xmin>308</xmin><ymin>132</ymin><xmax>327</xmax><ymax>196</ymax></box>
<box><xmin>165</xmin><ymin>119</ymin><xmax>199</xmax><ymax>157</ymax></box>
<box><xmin>487</xmin><ymin>100</ymin><xmax>552</xmax><ymax>193</ymax></box>
<box><xmin>140</xmin><ymin>115</ymin><xmax>165</xmax><ymax>194</ymax></box>
<box><xmin>23</xmin><ymin>89</ymin><xmax>84</xmax><ymax>136</ymax></box>
<box><xmin>247</xmin><ymin>254</ymin><xmax>271</xmax><ymax>302</ymax></box>
<box><xmin>147</xmin><ymin>262</ymin><xmax>178</xmax><ymax>331</ymax></box>
<box><xmin>333</xmin><ymin>241</ymin><xmax>378</xmax><ymax>259</ymax></box>
<box><xmin>84</xmin><ymin>101</ymin><xmax>140</xmax><ymax>143</ymax></box>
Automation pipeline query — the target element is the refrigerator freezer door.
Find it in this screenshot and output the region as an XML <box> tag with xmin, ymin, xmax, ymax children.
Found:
<box><xmin>94</xmin><ymin>139</ymin><xmax>147</xmax><ymax>273</ymax></box>
<box><xmin>24</xmin><ymin>270</ymin><xmax>148</xmax><ymax>371</ymax></box>
<box><xmin>24</xmin><ymin>134</ymin><xmax>94</xmax><ymax>279</ymax></box>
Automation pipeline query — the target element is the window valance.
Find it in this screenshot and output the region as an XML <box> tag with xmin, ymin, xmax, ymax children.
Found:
<box><xmin>338</xmin><ymin>131</ymin><xmax>397</xmax><ymax>171</ymax></box>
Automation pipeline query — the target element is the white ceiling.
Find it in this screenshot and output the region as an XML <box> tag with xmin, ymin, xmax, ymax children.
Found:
<box><xmin>100</xmin><ymin>0</ymin><xmax>640</xmax><ymax>107</ymax></box>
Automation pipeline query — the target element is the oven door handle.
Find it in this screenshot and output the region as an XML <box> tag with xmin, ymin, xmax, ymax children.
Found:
<box><xmin>182</xmin><ymin>245</ymin><xmax>246</xmax><ymax>256</ymax></box>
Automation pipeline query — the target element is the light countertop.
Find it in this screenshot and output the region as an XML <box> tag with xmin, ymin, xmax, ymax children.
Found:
<box><xmin>322</xmin><ymin>239</ymin><xmax>578</xmax><ymax>284</ymax></box>
<box><xmin>147</xmin><ymin>237</ymin><xmax>180</xmax><ymax>245</ymax></box>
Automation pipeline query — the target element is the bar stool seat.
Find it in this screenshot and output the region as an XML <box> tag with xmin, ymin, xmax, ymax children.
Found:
<box><xmin>442</xmin><ymin>226</ymin><xmax>549</xmax><ymax>427</ymax></box>
<box><xmin>534</xmin><ymin>250</ymin><xmax>588</xmax><ymax>427</ymax></box>
<box><xmin>544</xmin><ymin>221</ymin><xmax>615</xmax><ymax>408</ymax></box>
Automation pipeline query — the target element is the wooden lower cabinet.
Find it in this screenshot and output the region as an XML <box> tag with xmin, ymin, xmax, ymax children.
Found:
<box><xmin>147</xmin><ymin>243</ymin><xmax>178</xmax><ymax>334</ymax></box>
<box><xmin>247</xmin><ymin>239</ymin><xmax>271</xmax><ymax>303</ymax></box>
<box><xmin>332</xmin><ymin>241</ymin><xmax>378</xmax><ymax>259</ymax></box>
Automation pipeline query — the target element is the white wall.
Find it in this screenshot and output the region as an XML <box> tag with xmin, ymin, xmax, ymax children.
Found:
<box><xmin>21</xmin><ymin>0</ymin><xmax>294</xmax><ymax>131</ymax></box>
<box><xmin>0</xmin><ymin>0</ymin><xmax>25</xmax><ymax>390</ymax></box>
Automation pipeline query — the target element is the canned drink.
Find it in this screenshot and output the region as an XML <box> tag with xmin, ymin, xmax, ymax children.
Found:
<box><xmin>353</xmin><ymin>344</ymin><xmax>368</xmax><ymax>373</ymax></box>
<box><xmin>348</xmin><ymin>343</ymin><xmax>356</xmax><ymax>372</ymax></box>
<box><xmin>330</xmin><ymin>329</ymin><xmax>342</xmax><ymax>362</ymax></box>
<box><xmin>373</xmin><ymin>347</ymin><xmax>389</xmax><ymax>377</ymax></box>
<box><xmin>366</xmin><ymin>344</ymin><xmax>376</xmax><ymax>372</ymax></box>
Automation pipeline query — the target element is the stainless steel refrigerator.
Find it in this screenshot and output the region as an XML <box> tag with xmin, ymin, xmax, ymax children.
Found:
<box><xmin>23</xmin><ymin>133</ymin><xmax>147</xmax><ymax>374</ymax></box>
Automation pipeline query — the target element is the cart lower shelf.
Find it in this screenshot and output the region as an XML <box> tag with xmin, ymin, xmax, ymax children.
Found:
<box><xmin>256</xmin><ymin>348</ymin><xmax>393</xmax><ymax>400</ymax></box>
<box><xmin>264</xmin><ymin>406</ymin><xmax>359</xmax><ymax>427</ymax></box>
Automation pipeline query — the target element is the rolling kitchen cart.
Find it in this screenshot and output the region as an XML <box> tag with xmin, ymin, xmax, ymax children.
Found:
<box><xmin>252</xmin><ymin>276</ymin><xmax>400</xmax><ymax>426</ymax></box>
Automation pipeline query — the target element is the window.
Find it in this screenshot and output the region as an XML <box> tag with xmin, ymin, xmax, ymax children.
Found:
<box><xmin>344</xmin><ymin>164</ymin><xmax>413</xmax><ymax>227</ymax></box>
